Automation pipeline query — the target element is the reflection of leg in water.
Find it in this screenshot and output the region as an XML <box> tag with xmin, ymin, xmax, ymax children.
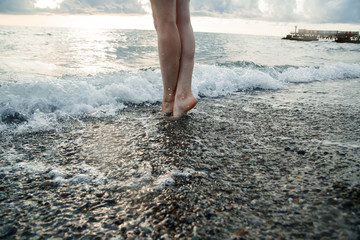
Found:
<box><xmin>150</xmin><ymin>0</ymin><xmax>197</xmax><ymax>116</ymax></box>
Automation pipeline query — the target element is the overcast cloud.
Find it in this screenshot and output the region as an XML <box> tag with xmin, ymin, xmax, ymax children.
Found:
<box><xmin>0</xmin><ymin>0</ymin><xmax>359</xmax><ymax>24</ymax></box>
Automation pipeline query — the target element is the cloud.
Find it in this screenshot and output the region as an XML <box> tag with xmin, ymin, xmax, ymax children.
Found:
<box><xmin>57</xmin><ymin>0</ymin><xmax>145</xmax><ymax>14</ymax></box>
<box><xmin>259</xmin><ymin>0</ymin><xmax>298</xmax><ymax>21</ymax></box>
<box><xmin>190</xmin><ymin>0</ymin><xmax>360</xmax><ymax>23</ymax></box>
<box><xmin>0</xmin><ymin>0</ymin><xmax>145</xmax><ymax>14</ymax></box>
<box><xmin>0</xmin><ymin>0</ymin><xmax>36</xmax><ymax>13</ymax></box>
<box><xmin>301</xmin><ymin>0</ymin><xmax>360</xmax><ymax>23</ymax></box>
<box><xmin>190</xmin><ymin>0</ymin><xmax>261</xmax><ymax>18</ymax></box>
<box><xmin>0</xmin><ymin>0</ymin><xmax>359</xmax><ymax>24</ymax></box>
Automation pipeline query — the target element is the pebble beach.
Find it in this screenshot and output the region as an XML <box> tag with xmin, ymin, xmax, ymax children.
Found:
<box><xmin>1</xmin><ymin>78</ymin><xmax>359</xmax><ymax>239</ymax></box>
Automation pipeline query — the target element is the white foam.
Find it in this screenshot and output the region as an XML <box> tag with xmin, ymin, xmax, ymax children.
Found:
<box><xmin>50</xmin><ymin>163</ymin><xmax>108</xmax><ymax>185</ymax></box>
<box><xmin>0</xmin><ymin>161</ymin><xmax>48</xmax><ymax>175</ymax></box>
<box><xmin>1</xmin><ymin>148</ymin><xmax>26</xmax><ymax>164</ymax></box>
<box><xmin>152</xmin><ymin>167</ymin><xmax>206</xmax><ymax>191</ymax></box>
<box><xmin>279</xmin><ymin>63</ymin><xmax>360</xmax><ymax>83</ymax></box>
<box><xmin>1</xmin><ymin>62</ymin><xmax>360</xmax><ymax>133</ymax></box>
<box><xmin>315</xmin><ymin>139</ymin><xmax>360</xmax><ymax>149</ymax></box>
<box><xmin>0</xmin><ymin>71</ymin><xmax>161</xmax><ymax>132</ymax></box>
<box><xmin>153</xmin><ymin>173</ymin><xmax>175</xmax><ymax>190</ymax></box>
<box><xmin>0</xmin><ymin>149</ymin><xmax>108</xmax><ymax>186</ymax></box>
<box><xmin>50</xmin><ymin>169</ymin><xmax>66</xmax><ymax>183</ymax></box>
<box><xmin>193</xmin><ymin>64</ymin><xmax>284</xmax><ymax>98</ymax></box>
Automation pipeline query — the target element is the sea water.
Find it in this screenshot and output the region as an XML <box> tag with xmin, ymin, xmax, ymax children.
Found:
<box><xmin>1</xmin><ymin>26</ymin><xmax>360</xmax><ymax>133</ymax></box>
<box><xmin>1</xmin><ymin>25</ymin><xmax>360</xmax><ymax>192</ymax></box>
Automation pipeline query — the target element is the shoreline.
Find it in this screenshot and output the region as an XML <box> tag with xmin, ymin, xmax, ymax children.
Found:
<box><xmin>1</xmin><ymin>79</ymin><xmax>360</xmax><ymax>239</ymax></box>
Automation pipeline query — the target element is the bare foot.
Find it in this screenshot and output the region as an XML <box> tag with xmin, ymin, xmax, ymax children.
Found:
<box><xmin>173</xmin><ymin>94</ymin><xmax>198</xmax><ymax>117</ymax></box>
<box><xmin>162</xmin><ymin>100</ymin><xmax>174</xmax><ymax>115</ymax></box>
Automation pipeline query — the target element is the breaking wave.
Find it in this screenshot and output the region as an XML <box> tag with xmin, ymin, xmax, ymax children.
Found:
<box><xmin>1</xmin><ymin>62</ymin><xmax>360</xmax><ymax>132</ymax></box>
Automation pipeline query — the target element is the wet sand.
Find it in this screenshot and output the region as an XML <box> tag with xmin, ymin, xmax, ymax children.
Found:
<box><xmin>1</xmin><ymin>79</ymin><xmax>360</xmax><ymax>239</ymax></box>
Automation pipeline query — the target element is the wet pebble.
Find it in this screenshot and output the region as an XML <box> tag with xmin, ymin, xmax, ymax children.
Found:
<box><xmin>1</xmin><ymin>84</ymin><xmax>360</xmax><ymax>239</ymax></box>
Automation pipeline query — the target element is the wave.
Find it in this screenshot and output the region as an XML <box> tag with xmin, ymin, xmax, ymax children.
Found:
<box><xmin>276</xmin><ymin>62</ymin><xmax>360</xmax><ymax>83</ymax></box>
<box><xmin>1</xmin><ymin>62</ymin><xmax>360</xmax><ymax>132</ymax></box>
<box><xmin>216</xmin><ymin>61</ymin><xmax>360</xmax><ymax>82</ymax></box>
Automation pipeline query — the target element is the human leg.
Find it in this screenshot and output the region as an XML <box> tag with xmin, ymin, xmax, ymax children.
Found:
<box><xmin>174</xmin><ymin>0</ymin><xmax>197</xmax><ymax>117</ymax></box>
<box><xmin>150</xmin><ymin>0</ymin><xmax>181</xmax><ymax>114</ymax></box>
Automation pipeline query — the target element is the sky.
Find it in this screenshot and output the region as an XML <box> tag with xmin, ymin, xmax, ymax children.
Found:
<box><xmin>0</xmin><ymin>0</ymin><xmax>359</xmax><ymax>36</ymax></box>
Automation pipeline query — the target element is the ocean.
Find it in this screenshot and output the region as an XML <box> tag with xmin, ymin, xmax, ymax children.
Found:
<box><xmin>1</xmin><ymin>25</ymin><xmax>360</xmax><ymax>239</ymax></box>
<box><xmin>1</xmin><ymin>26</ymin><xmax>360</xmax><ymax>133</ymax></box>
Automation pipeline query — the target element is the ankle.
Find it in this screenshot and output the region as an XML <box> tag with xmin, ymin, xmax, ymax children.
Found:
<box><xmin>162</xmin><ymin>98</ymin><xmax>174</xmax><ymax>114</ymax></box>
<box><xmin>175</xmin><ymin>90</ymin><xmax>193</xmax><ymax>101</ymax></box>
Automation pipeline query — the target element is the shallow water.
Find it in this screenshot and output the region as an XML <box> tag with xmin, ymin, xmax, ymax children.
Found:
<box><xmin>1</xmin><ymin>25</ymin><xmax>360</xmax><ymax>239</ymax></box>
<box><xmin>1</xmin><ymin>79</ymin><xmax>359</xmax><ymax>239</ymax></box>
<box><xmin>1</xmin><ymin>26</ymin><xmax>360</xmax><ymax>133</ymax></box>
<box><xmin>1</xmin><ymin>78</ymin><xmax>360</xmax><ymax>192</ymax></box>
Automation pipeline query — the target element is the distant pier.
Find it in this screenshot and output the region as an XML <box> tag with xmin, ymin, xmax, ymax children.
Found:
<box><xmin>282</xmin><ymin>26</ymin><xmax>360</xmax><ymax>43</ymax></box>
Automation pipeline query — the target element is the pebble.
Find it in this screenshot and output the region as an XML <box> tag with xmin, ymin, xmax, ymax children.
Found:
<box><xmin>1</xmin><ymin>83</ymin><xmax>359</xmax><ymax>239</ymax></box>
<box><xmin>297</xmin><ymin>150</ymin><xmax>306</xmax><ymax>155</ymax></box>
<box><xmin>0</xmin><ymin>226</ymin><xmax>18</xmax><ymax>238</ymax></box>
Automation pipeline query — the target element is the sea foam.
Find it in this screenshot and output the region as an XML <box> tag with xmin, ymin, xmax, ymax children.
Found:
<box><xmin>0</xmin><ymin>147</ymin><xmax>205</xmax><ymax>193</ymax></box>
<box><xmin>1</xmin><ymin>62</ymin><xmax>360</xmax><ymax>132</ymax></box>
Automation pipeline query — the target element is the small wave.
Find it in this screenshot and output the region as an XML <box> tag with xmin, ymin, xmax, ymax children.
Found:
<box><xmin>350</xmin><ymin>48</ymin><xmax>360</xmax><ymax>53</ymax></box>
<box><xmin>0</xmin><ymin>148</ymin><xmax>204</xmax><ymax>192</ymax></box>
<box><xmin>278</xmin><ymin>63</ymin><xmax>360</xmax><ymax>83</ymax></box>
<box><xmin>193</xmin><ymin>63</ymin><xmax>284</xmax><ymax>98</ymax></box>
<box><xmin>0</xmin><ymin>70</ymin><xmax>163</xmax><ymax>132</ymax></box>
<box><xmin>0</xmin><ymin>31</ymin><xmax>16</xmax><ymax>36</ymax></box>
<box><xmin>34</xmin><ymin>33</ymin><xmax>53</xmax><ymax>36</ymax></box>
<box><xmin>1</xmin><ymin>62</ymin><xmax>360</xmax><ymax>132</ymax></box>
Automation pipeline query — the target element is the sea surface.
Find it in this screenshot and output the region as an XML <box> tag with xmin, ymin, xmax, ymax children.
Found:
<box><xmin>1</xmin><ymin>26</ymin><xmax>360</xmax><ymax>238</ymax></box>
<box><xmin>1</xmin><ymin>26</ymin><xmax>360</xmax><ymax>134</ymax></box>
<box><xmin>1</xmin><ymin>25</ymin><xmax>360</xmax><ymax>187</ymax></box>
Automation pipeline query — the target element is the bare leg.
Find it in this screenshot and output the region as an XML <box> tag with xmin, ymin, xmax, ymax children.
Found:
<box><xmin>150</xmin><ymin>0</ymin><xmax>181</xmax><ymax>115</ymax></box>
<box><xmin>174</xmin><ymin>0</ymin><xmax>197</xmax><ymax>117</ymax></box>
